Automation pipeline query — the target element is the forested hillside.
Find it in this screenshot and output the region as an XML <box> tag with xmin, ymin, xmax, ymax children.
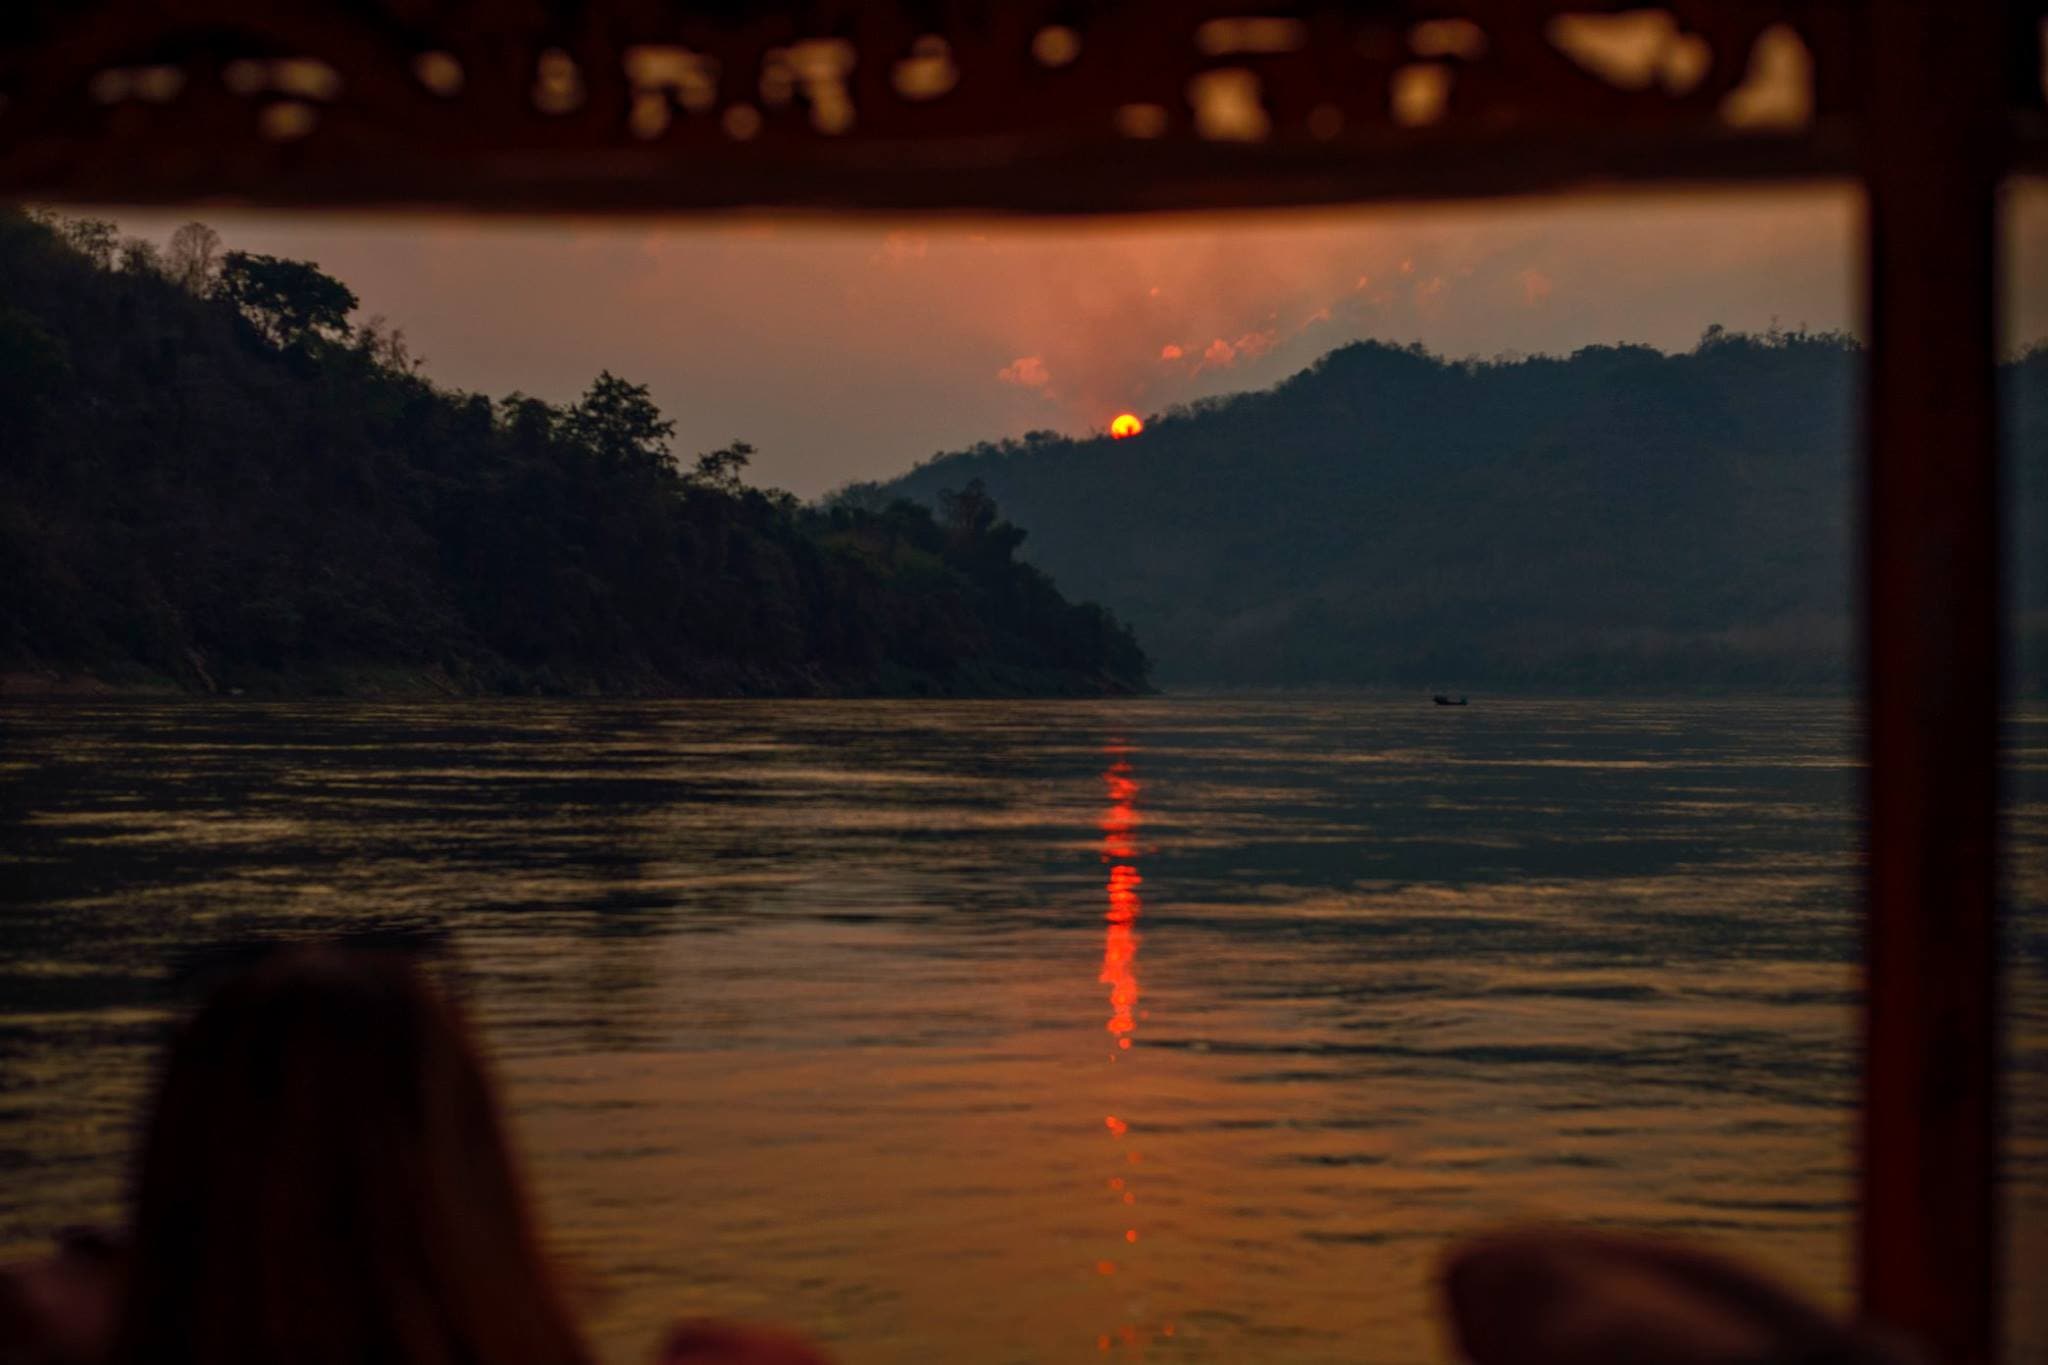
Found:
<box><xmin>871</xmin><ymin>334</ymin><xmax>2048</xmax><ymax>693</ymax></box>
<box><xmin>0</xmin><ymin>211</ymin><xmax>1147</xmax><ymax>696</ymax></box>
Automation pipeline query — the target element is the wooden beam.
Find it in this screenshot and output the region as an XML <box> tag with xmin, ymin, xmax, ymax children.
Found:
<box><xmin>0</xmin><ymin>126</ymin><xmax>1859</xmax><ymax>218</ymax></box>
<box><xmin>1858</xmin><ymin>2</ymin><xmax>2006</xmax><ymax>1361</ymax></box>
<box><xmin>5</xmin><ymin>0</ymin><xmax>2044</xmax><ymax>213</ymax></box>
<box><xmin>0</xmin><ymin>0</ymin><xmax>1895</xmax><ymax>214</ymax></box>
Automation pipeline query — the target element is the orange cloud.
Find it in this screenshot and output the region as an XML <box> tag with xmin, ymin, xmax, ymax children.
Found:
<box><xmin>1414</xmin><ymin>275</ymin><xmax>1447</xmax><ymax>319</ymax></box>
<box><xmin>870</xmin><ymin>230</ymin><xmax>929</xmax><ymax>267</ymax></box>
<box><xmin>1160</xmin><ymin>343</ymin><xmax>1183</xmax><ymax>360</ymax></box>
<box><xmin>1521</xmin><ymin>267</ymin><xmax>1555</xmax><ymax>306</ymax></box>
<box><xmin>119</xmin><ymin>187</ymin><xmax>1866</xmax><ymax>495</ymax></box>
<box><xmin>997</xmin><ymin>355</ymin><xmax>1051</xmax><ymax>388</ymax></box>
<box><xmin>1199</xmin><ymin>328</ymin><xmax>1279</xmax><ymax>370</ymax></box>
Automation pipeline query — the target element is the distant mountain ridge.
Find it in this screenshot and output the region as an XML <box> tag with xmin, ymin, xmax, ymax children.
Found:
<box><xmin>868</xmin><ymin>334</ymin><xmax>2048</xmax><ymax>693</ymax></box>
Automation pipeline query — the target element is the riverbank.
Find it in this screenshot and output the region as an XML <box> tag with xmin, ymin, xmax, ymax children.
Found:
<box><xmin>0</xmin><ymin>662</ymin><xmax>1153</xmax><ymax>700</ymax></box>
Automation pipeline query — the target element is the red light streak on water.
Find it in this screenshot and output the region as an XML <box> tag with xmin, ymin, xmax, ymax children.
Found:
<box><xmin>1096</xmin><ymin>747</ymin><xmax>1171</xmax><ymax>1353</ymax></box>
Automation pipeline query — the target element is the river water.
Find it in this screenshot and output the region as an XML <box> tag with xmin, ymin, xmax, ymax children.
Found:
<box><xmin>2</xmin><ymin>698</ymin><xmax>2042</xmax><ymax>1362</ymax></box>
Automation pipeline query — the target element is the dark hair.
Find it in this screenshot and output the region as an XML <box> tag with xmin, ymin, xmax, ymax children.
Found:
<box><xmin>115</xmin><ymin>945</ymin><xmax>592</xmax><ymax>1365</ymax></box>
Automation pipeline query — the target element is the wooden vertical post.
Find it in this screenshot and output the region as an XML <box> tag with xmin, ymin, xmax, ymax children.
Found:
<box><xmin>1858</xmin><ymin>2</ymin><xmax>2006</xmax><ymax>1361</ymax></box>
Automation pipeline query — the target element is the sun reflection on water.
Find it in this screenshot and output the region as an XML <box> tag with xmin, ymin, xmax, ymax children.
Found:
<box><xmin>1101</xmin><ymin>751</ymin><xmax>1142</xmax><ymax>1056</ymax></box>
<box><xmin>1098</xmin><ymin>743</ymin><xmax>1170</xmax><ymax>1352</ymax></box>
<box><xmin>0</xmin><ymin>698</ymin><xmax>1944</xmax><ymax>1363</ymax></box>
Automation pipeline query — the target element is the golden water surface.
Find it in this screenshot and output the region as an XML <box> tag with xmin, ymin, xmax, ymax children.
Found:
<box><xmin>1</xmin><ymin>698</ymin><xmax>2042</xmax><ymax>1362</ymax></box>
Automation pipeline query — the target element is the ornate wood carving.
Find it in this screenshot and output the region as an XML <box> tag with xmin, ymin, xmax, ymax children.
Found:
<box><xmin>1</xmin><ymin>1</ymin><xmax>2039</xmax><ymax>211</ymax></box>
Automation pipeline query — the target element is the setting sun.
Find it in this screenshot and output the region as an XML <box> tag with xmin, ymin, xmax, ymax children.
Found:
<box><xmin>1110</xmin><ymin>413</ymin><xmax>1144</xmax><ymax>439</ymax></box>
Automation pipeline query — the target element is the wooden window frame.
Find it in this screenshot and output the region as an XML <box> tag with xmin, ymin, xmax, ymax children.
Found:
<box><xmin>2</xmin><ymin>2</ymin><xmax>2037</xmax><ymax>1358</ymax></box>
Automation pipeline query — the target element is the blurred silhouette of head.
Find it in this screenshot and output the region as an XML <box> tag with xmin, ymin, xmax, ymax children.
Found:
<box><xmin>115</xmin><ymin>944</ymin><xmax>591</xmax><ymax>1365</ymax></box>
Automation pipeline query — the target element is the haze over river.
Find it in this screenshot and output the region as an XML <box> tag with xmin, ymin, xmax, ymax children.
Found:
<box><xmin>3</xmin><ymin>699</ymin><xmax>2043</xmax><ymax>1362</ymax></box>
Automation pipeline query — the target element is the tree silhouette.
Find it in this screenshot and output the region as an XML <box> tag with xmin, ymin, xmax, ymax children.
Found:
<box><xmin>565</xmin><ymin>371</ymin><xmax>676</xmax><ymax>477</ymax></box>
<box><xmin>936</xmin><ymin>478</ymin><xmax>1028</xmax><ymax>569</ymax></box>
<box><xmin>0</xmin><ymin>206</ymin><xmax>1157</xmax><ymax>698</ymax></box>
<box><xmin>166</xmin><ymin>222</ymin><xmax>222</xmax><ymax>294</ymax></box>
<box><xmin>876</xmin><ymin>330</ymin><xmax>2043</xmax><ymax>691</ymax></box>
<box><xmin>217</xmin><ymin>251</ymin><xmax>358</xmax><ymax>348</ymax></box>
<box><xmin>59</xmin><ymin>218</ymin><xmax>117</xmax><ymax>269</ymax></box>
<box><xmin>118</xmin><ymin>237</ymin><xmax>163</xmax><ymax>275</ymax></box>
<box><xmin>691</xmin><ymin>441</ymin><xmax>754</xmax><ymax>492</ymax></box>
<box><xmin>498</xmin><ymin>392</ymin><xmax>562</xmax><ymax>450</ymax></box>
<box><xmin>0</xmin><ymin>306</ymin><xmax>68</xmax><ymax>444</ymax></box>
<box><xmin>939</xmin><ymin>478</ymin><xmax>999</xmax><ymax>539</ymax></box>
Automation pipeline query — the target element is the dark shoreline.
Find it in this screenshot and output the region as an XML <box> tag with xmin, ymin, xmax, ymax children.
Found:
<box><xmin>0</xmin><ymin>667</ymin><xmax>1154</xmax><ymax>701</ymax></box>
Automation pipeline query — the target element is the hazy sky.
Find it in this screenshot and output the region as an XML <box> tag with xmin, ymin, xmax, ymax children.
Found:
<box><xmin>104</xmin><ymin>184</ymin><xmax>2047</xmax><ymax>497</ymax></box>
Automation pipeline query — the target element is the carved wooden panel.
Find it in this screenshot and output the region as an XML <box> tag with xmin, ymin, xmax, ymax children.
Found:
<box><xmin>0</xmin><ymin>3</ymin><xmax>2042</xmax><ymax>216</ymax></box>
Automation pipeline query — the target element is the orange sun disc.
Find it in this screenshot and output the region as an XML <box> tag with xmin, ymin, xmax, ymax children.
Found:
<box><xmin>1109</xmin><ymin>413</ymin><xmax>1144</xmax><ymax>439</ymax></box>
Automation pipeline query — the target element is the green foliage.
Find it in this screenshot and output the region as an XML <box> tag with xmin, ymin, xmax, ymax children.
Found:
<box><xmin>564</xmin><ymin>370</ymin><xmax>676</xmax><ymax>478</ymax></box>
<box><xmin>0</xmin><ymin>306</ymin><xmax>69</xmax><ymax>443</ymax></box>
<box><xmin>938</xmin><ymin>478</ymin><xmax>1028</xmax><ymax>569</ymax></box>
<box><xmin>166</xmin><ymin>221</ymin><xmax>222</xmax><ymax>294</ymax></box>
<box><xmin>0</xmin><ymin>209</ymin><xmax>1147</xmax><ymax>698</ymax></box>
<box><xmin>215</xmin><ymin>250</ymin><xmax>359</xmax><ymax>348</ymax></box>
<box><xmin>351</xmin><ymin>315</ymin><xmax>424</xmax><ymax>374</ymax></box>
<box><xmin>118</xmin><ymin>237</ymin><xmax>164</xmax><ymax>276</ymax></box>
<box><xmin>882</xmin><ymin>333</ymin><xmax>2048</xmax><ymax>694</ymax></box>
<box><xmin>691</xmin><ymin>440</ymin><xmax>754</xmax><ymax>492</ymax></box>
<box><xmin>940</xmin><ymin>478</ymin><xmax>1000</xmax><ymax>538</ymax></box>
<box><xmin>59</xmin><ymin>217</ymin><xmax>118</xmax><ymax>269</ymax></box>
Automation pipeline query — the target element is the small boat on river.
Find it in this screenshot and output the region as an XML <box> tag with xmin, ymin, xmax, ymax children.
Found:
<box><xmin>1432</xmin><ymin>694</ymin><xmax>1468</xmax><ymax>706</ymax></box>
